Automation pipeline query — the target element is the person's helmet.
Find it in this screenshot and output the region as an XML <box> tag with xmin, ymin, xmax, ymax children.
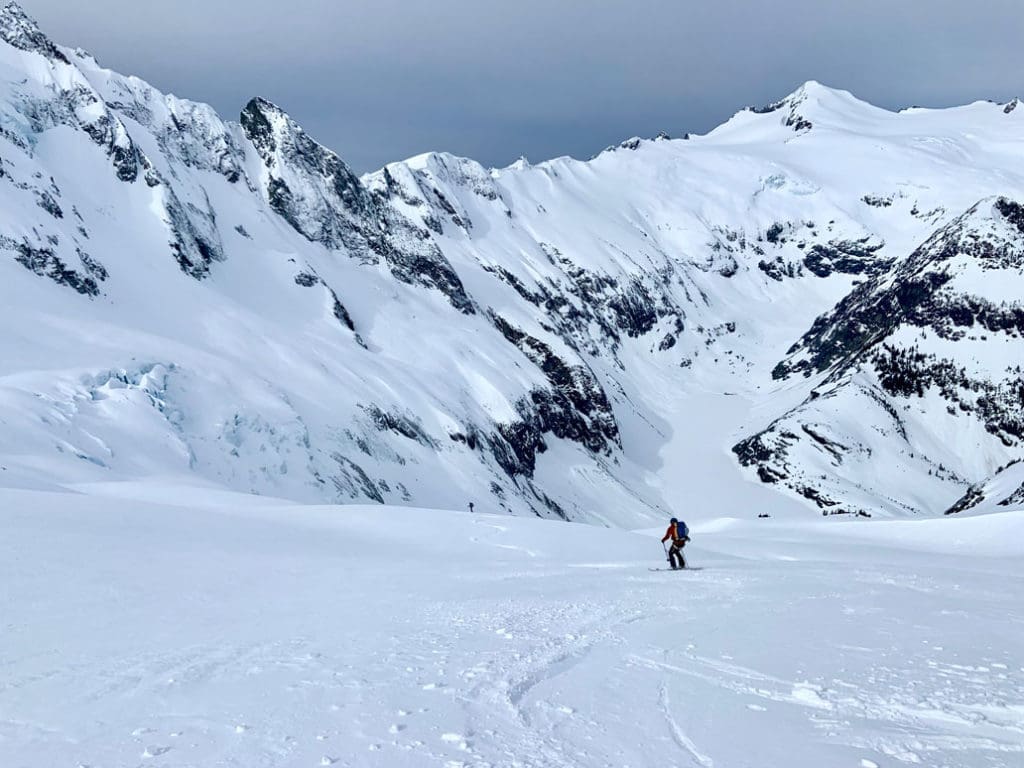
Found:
<box><xmin>670</xmin><ymin>517</ymin><xmax>678</xmax><ymax>524</ymax></box>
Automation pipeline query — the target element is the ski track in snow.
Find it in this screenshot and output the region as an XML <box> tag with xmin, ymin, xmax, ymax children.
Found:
<box><xmin>2</xmin><ymin>491</ymin><xmax>1023</xmax><ymax>767</ymax></box>
<box><xmin>659</xmin><ymin>683</ymin><xmax>715</xmax><ymax>767</ymax></box>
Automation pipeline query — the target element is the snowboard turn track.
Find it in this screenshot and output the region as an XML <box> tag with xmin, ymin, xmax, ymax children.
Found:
<box><xmin>2</xmin><ymin>485</ymin><xmax>1022</xmax><ymax>767</ymax></box>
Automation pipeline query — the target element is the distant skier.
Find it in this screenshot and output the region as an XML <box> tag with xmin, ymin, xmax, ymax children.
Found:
<box><xmin>660</xmin><ymin>517</ymin><xmax>690</xmax><ymax>570</ymax></box>
<box><xmin>468</xmin><ymin>502</ymin><xmax>475</xmax><ymax>513</ymax></box>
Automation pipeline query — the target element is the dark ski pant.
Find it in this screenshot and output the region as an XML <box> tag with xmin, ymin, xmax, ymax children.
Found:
<box><xmin>668</xmin><ymin>541</ymin><xmax>686</xmax><ymax>569</ymax></box>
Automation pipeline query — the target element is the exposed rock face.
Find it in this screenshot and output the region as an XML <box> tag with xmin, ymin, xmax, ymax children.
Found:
<box><xmin>7</xmin><ymin>236</ymin><xmax>102</xmax><ymax>295</ymax></box>
<box><xmin>777</xmin><ymin>198</ymin><xmax>1024</xmax><ymax>379</ymax></box>
<box><xmin>489</xmin><ymin>313</ymin><xmax>620</xmax><ymax>458</ymax></box>
<box><xmin>102</xmin><ymin>81</ymin><xmax>248</xmax><ymax>183</ymax></box>
<box><xmin>241</xmin><ymin>98</ymin><xmax>473</xmax><ymax>312</ymax></box>
<box><xmin>241</xmin><ymin>97</ymin><xmax>377</xmax><ymax>246</ymax></box>
<box><xmin>0</xmin><ymin>1</ymin><xmax>69</xmax><ymax>63</ymax></box>
<box><xmin>802</xmin><ymin>238</ymin><xmax>888</xmax><ymax>278</ymax></box>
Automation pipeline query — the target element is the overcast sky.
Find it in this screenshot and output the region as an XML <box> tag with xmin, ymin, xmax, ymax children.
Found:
<box><xmin>21</xmin><ymin>0</ymin><xmax>1024</xmax><ymax>172</ymax></box>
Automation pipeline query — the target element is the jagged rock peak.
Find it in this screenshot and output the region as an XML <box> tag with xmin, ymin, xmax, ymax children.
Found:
<box><xmin>0</xmin><ymin>2</ymin><xmax>69</xmax><ymax>63</ymax></box>
<box><xmin>240</xmin><ymin>96</ymin><xmax>364</xmax><ymax>192</ymax></box>
<box><xmin>240</xmin><ymin>96</ymin><xmax>293</xmax><ymax>157</ymax></box>
<box><xmin>240</xmin><ymin>95</ymin><xmax>363</xmax><ymax>193</ymax></box>
<box><xmin>240</xmin><ymin>95</ymin><xmax>381</xmax><ymax>250</ymax></box>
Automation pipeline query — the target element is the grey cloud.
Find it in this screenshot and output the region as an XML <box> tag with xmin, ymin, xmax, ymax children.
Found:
<box><xmin>20</xmin><ymin>0</ymin><xmax>1024</xmax><ymax>171</ymax></box>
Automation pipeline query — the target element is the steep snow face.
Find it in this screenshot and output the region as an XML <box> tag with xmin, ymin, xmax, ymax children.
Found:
<box><xmin>1</xmin><ymin>2</ymin><xmax>1023</xmax><ymax>521</ymax></box>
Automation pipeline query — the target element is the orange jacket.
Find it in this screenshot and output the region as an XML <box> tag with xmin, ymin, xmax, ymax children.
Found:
<box><xmin>661</xmin><ymin>522</ymin><xmax>684</xmax><ymax>543</ymax></box>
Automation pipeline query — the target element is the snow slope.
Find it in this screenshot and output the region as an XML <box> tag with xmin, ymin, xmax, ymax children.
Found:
<box><xmin>2</xmin><ymin>485</ymin><xmax>1022</xmax><ymax>767</ymax></box>
<box><xmin>945</xmin><ymin>459</ymin><xmax>1024</xmax><ymax>516</ymax></box>
<box><xmin>740</xmin><ymin>198</ymin><xmax>1024</xmax><ymax>516</ymax></box>
<box><xmin>1</xmin><ymin>3</ymin><xmax>1024</xmax><ymax>520</ymax></box>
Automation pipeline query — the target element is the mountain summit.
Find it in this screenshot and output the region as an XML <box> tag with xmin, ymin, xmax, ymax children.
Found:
<box><xmin>0</xmin><ymin>1</ymin><xmax>69</xmax><ymax>62</ymax></box>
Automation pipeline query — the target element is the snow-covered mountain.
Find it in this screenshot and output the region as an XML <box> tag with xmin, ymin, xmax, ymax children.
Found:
<box><xmin>2</xmin><ymin>2</ymin><xmax>1023</xmax><ymax>522</ymax></box>
<box><xmin>737</xmin><ymin>197</ymin><xmax>1024</xmax><ymax>516</ymax></box>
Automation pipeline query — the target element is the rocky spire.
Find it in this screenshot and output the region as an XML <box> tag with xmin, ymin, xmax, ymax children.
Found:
<box><xmin>240</xmin><ymin>96</ymin><xmax>377</xmax><ymax>243</ymax></box>
<box><xmin>0</xmin><ymin>2</ymin><xmax>70</xmax><ymax>63</ymax></box>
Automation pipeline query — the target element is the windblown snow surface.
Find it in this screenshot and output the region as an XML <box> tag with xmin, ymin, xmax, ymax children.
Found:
<box><xmin>2</xmin><ymin>484</ymin><xmax>1022</xmax><ymax>768</ymax></box>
